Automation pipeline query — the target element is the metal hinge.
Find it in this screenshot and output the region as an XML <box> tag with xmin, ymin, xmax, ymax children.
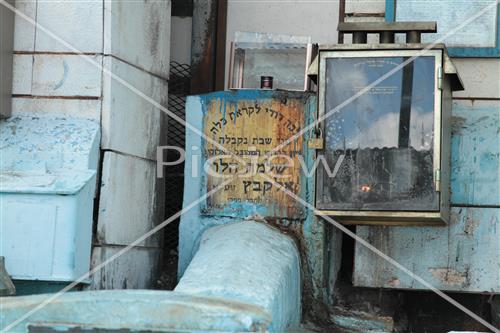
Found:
<box><xmin>437</xmin><ymin>66</ymin><xmax>443</xmax><ymax>90</ymax></box>
<box><xmin>435</xmin><ymin>169</ymin><xmax>441</xmax><ymax>192</ymax></box>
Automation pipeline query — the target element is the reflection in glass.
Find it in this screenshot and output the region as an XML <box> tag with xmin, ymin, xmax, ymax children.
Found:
<box><xmin>317</xmin><ymin>56</ymin><xmax>438</xmax><ymax>211</ymax></box>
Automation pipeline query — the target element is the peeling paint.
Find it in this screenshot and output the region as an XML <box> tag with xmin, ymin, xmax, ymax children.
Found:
<box><xmin>429</xmin><ymin>268</ymin><xmax>468</xmax><ymax>287</ymax></box>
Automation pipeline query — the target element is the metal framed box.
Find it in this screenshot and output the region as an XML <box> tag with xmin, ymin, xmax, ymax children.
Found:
<box><xmin>314</xmin><ymin>45</ymin><xmax>462</xmax><ymax>225</ymax></box>
<box><xmin>228</xmin><ymin>32</ymin><xmax>316</xmax><ymax>91</ymax></box>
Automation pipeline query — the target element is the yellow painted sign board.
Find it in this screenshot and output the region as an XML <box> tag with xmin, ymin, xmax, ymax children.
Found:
<box><xmin>203</xmin><ymin>96</ymin><xmax>306</xmax><ymax>219</ymax></box>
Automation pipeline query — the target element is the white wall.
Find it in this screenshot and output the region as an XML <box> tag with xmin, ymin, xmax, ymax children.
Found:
<box><xmin>225</xmin><ymin>0</ymin><xmax>340</xmax><ymax>87</ymax></box>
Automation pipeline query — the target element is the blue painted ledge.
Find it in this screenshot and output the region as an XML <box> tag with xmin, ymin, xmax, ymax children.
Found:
<box><xmin>0</xmin><ymin>290</ymin><xmax>271</xmax><ymax>332</ymax></box>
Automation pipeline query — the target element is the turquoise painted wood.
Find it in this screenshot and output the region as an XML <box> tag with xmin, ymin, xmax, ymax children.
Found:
<box><xmin>386</xmin><ymin>0</ymin><xmax>500</xmax><ymax>58</ymax></box>
<box><xmin>451</xmin><ymin>101</ymin><xmax>500</xmax><ymax>206</ymax></box>
<box><xmin>354</xmin><ymin>100</ymin><xmax>500</xmax><ymax>292</ymax></box>
<box><xmin>354</xmin><ymin>207</ymin><xmax>500</xmax><ymax>292</ymax></box>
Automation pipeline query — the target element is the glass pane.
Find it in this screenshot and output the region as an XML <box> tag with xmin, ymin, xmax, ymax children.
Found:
<box><xmin>230</xmin><ymin>31</ymin><xmax>311</xmax><ymax>90</ymax></box>
<box><xmin>317</xmin><ymin>56</ymin><xmax>439</xmax><ymax>211</ymax></box>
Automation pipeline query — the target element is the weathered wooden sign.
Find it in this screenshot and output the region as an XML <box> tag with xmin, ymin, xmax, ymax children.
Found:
<box><xmin>202</xmin><ymin>95</ymin><xmax>306</xmax><ymax>219</ymax></box>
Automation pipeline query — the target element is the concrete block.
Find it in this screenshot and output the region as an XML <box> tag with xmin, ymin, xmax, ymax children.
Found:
<box><xmin>176</xmin><ymin>221</ymin><xmax>301</xmax><ymax>333</ymax></box>
<box><xmin>96</xmin><ymin>152</ymin><xmax>164</xmax><ymax>247</ymax></box>
<box><xmin>12</xmin><ymin>97</ymin><xmax>101</xmax><ymax>120</ymax></box>
<box><xmin>104</xmin><ymin>0</ymin><xmax>171</xmax><ymax>78</ymax></box>
<box><xmin>13</xmin><ymin>0</ymin><xmax>36</xmax><ymax>52</ymax></box>
<box><xmin>34</xmin><ymin>1</ymin><xmax>103</xmax><ymax>53</ymax></box>
<box><xmin>12</xmin><ymin>54</ymin><xmax>32</xmax><ymax>95</ymax></box>
<box><xmin>453</xmin><ymin>58</ymin><xmax>500</xmax><ymax>99</ymax></box>
<box><xmin>353</xmin><ymin>207</ymin><xmax>500</xmax><ymax>293</ymax></box>
<box><xmin>87</xmin><ymin>246</ymin><xmax>161</xmax><ymax>290</ymax></box>
<box><xmin>101</xmin><ymin>56</ymin><xmax>168</xmax><ymax>160</ymax></box>
<box><xmin>31</xmin><ymin>54</ymin><xmax>102</xmax><ymax>97</ymax></box>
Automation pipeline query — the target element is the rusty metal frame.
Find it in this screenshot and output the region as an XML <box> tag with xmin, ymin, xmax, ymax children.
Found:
<box><xmin>190</xmin><ymin>0</ymin><xmax>227</xmax><ymax>94</ymax></box>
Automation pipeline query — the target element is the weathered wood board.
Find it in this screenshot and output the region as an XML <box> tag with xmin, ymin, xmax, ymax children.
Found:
<box><xmin>451</xmin><ymin>100</ymin><xmax>500</xmax><ymax>206</ymax></box>
<box><xmin>354</xmin><ymin>207</ymin><xmax>500</xmax><ymax>292</ymax></box>
<box><xmin>354</xmin><ymin>100</ymin><xmax>500</xmax><ymax>292</ymax></box>
<box><xmin>201</xmin><ymin>94</ymin><xmax>307</xmax><ymax>219</ymax></box>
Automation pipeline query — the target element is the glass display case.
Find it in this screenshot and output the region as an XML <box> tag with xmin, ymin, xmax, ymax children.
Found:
<box><xmin>315</xmin><ymin>48</ymin><xmax>457</xmax><ymax>225</ymax></box>
<box><xmin>228</xmin><ymin>32</ymin><xmax>315</xmax><ymax>91</ymax></box>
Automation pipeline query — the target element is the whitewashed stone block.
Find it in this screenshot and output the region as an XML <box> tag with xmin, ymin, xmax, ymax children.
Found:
<box><xmin>453</xmin><ymin>58</ymin><xmax>500</xmax><ymax>99</ymax></box>
<box><xmin>13</xmin><ymin>0</ymin><xmax>36</xmax><ymax>51</ymax></box>
<box><xmin>31</xmin><ymin>54</ymin><xmax>102</xmax><ymax>97</ymax></box>
<box><xmin>35</xmin><ymin>1</ymin><xmax>103</xmax><ymax>53</ymax></box>
<box><xmin>97</xmin><ymin>152</ymin><xmax>164</xmax><ymax>248</ymax></box>
<box><xmin>12</xmin><ymin>54</ymin><xmax>32</xmax><ymax>95</ymax></box>
<box><xmin>12</xmin><ymin>97</ymin><xmax>101</xmax><ymax>120</ymax></box>
<box><xmin>104</xmin><ymin>0</ymin><xmax>171</xmax><ymax>78</ymax></box>
<box><xmin>101</xmin><ymin>56</ymin><xmax>168</xmax><ymax>160</ymax></box>
<box><xmin>87</xmin><ymin>246</ymin><xmax>161</xmax><ymax>290</ymax></box>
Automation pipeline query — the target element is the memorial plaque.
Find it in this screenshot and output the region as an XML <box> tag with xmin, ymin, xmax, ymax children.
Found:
<box><xmin>202</xmin><ymin>96</ymin><xmax>306</xmax><ymax>219</ymax></box>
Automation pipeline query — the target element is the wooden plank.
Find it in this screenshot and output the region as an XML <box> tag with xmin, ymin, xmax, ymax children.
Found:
<box><xmin>451</xmin><ymin>100</ymin><xmax>500</xmax><ymax>206</ymax></box>
<box><xmin>96</xmin><ymin>152</ymin><xmax>164</xmax><ymax>248</ymax></box>
<box><xmin>353</xmin><ymin>207</ymin><xmax>500</xmax><ymax>292</ymax></box>
<box><xmin>452</xmin><ymin>59</ymin><xmax>500</xmax><ymax>99</ymax></box>
<box><xmin>87</xmin><ymin>246</ymin><xmax>161</xmax><ymax>290</ymax></box>
<box><xmin>31</xmin><ymin>54</ymin><xmax>102</xmax><ymax>97</ymax></box>
<box><xmin>35</xmin><ymin>0</ymin><xmax>103</xmax><ymax>53</ymax></box>
<box><xmin>104</xmin><ymin>0</ymin><xmax>171</xmax><ymax>79</ymax></box>
<box><xmin>101</xmin><ymin>56</ymin><xmax>168</xmax><ymax>161</ymax></box>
